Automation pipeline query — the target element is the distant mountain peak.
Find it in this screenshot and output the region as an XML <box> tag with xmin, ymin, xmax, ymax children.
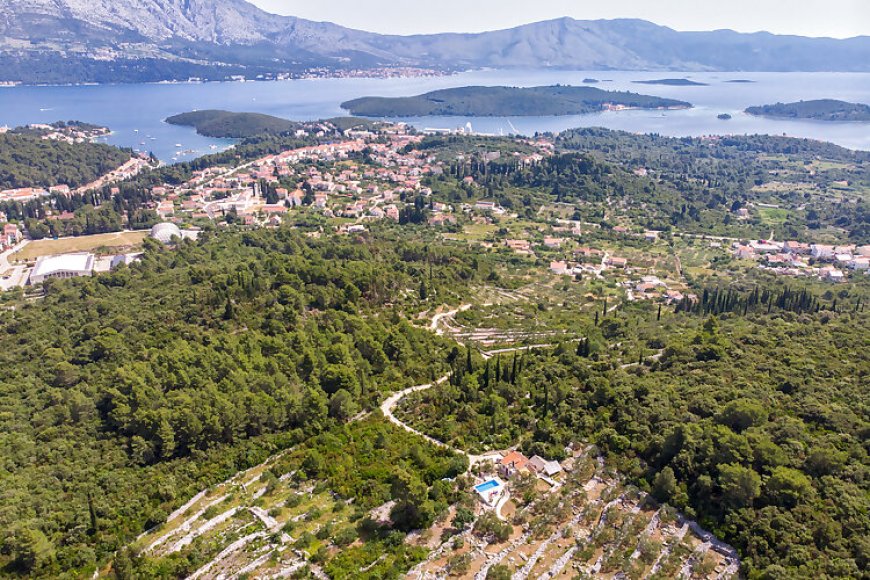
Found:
<box><xmin>0</xmin><ymin>0</ymin><xmax>868</xmax><ymax>84</ymax></box>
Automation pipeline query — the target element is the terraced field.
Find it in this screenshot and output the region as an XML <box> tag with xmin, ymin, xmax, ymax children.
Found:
<box><xmin>409</xmin><ymin>452</ymin><xmax>739</xmax><ymax>580</ymax></box>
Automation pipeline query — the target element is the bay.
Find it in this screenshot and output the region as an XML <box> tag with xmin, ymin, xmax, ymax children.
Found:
<box><xmin>0</xmin><ymin>69</ymin><xmax>867</xmax><ymax>162</ymax></box>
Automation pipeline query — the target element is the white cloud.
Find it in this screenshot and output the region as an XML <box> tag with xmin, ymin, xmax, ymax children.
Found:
<box><xmin>251</xmin><ymin>0</ymin><xmax>869</xmax><ymax>39</ymax></box>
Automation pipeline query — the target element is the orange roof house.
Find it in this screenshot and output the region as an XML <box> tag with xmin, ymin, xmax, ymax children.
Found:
<box><xmin>499</xmin><ymin>451</ymin><xmax>530</xmax><ymax>477</ymax></box>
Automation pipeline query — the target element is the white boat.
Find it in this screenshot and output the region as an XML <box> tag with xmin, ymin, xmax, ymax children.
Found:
<box><xmin>175</xmin><ymin>143</ymin><xmax>182</xmax><ymax>147</ymax></box>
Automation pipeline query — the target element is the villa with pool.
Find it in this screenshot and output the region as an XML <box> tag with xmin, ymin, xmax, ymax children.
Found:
<box><xmin>473</xmin><ymin>477</ymin><xmax>506</xmax><ymax>507</ymax></box>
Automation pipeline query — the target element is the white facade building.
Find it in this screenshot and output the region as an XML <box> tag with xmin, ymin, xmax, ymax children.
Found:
<box><xmin>30</xmin><ymin>253</ymin><xmax>95</xmax><ymax>284</ymax></box>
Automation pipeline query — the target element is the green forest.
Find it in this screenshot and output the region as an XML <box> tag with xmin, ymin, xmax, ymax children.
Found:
<box><xmin>0</xmin><ymin>227</ymin><xmax>477</xmax><ymax>577</ymax></box>
<box><xmin>398</xmin><ymin>302</ymin><xmax>869</xmax><ymax>578</ymax></box>
<box><xmin>0</xmin><ymin>118</ymin><xmax>868</xmax><ymax>578</ymax></box>
<box><xmin>0</xmin><ymin>134</ymin><xmax>131</xmax><ymax>190</ymax></box>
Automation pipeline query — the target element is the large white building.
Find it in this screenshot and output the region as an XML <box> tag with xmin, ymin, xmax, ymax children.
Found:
<box><xmin>29</xmin><ymin>253</ymin><xmax>95</xmax><ymax>284</ymax></box>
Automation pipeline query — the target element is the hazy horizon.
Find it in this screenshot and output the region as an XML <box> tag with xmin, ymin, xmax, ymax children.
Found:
<box><xmin>252</xmin><ymin>0</ymin><xmax>870</xmax><ymax>39</ymax></box>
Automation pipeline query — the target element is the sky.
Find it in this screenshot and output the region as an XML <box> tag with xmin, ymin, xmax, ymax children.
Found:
<box><xmin>251</xmin><ymin>0</ymin><xmax>869</xmax><ymax>39</ymax></box>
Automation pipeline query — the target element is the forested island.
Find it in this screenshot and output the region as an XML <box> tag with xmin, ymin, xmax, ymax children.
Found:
<box><xmin>166</xmin><ymin>110</ymin><xmax>379</xmax><ymax>138</ymax></box>
<box><xmin>341</xmin><ymin>85</ymin><xmax>691</xmax><ymax>117</ymax></box>
<box><xmin>166</xmin><ymin>110</ymin><xmax>301</xmax><ymax>138</ymax></box>
<box><xmin>633</xmin><ymin>78</ymin><xmax>708</xmax><ymax>86</ymax></box>
<box><xmin>745</xmin><ymin>99</ymin><xmax>870</xmax><ymax>121</ymax></box>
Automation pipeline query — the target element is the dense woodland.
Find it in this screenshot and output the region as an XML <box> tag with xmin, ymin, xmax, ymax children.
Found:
<box><xmin>399</xmin><ymin>302</ymin><xmax>870</xmax><ymax>578</ymax></box>
<box><xmin>0</xmin><ymin>227</ymin><xmax>478</xmax><ymax>577</ymax></box>
<box><xmin>0</xmin><ymin>134</ymin><xmax>131</xmax><ymax>190</ymax></box>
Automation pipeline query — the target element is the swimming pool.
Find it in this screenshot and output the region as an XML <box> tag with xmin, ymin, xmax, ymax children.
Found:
<box><xmin>475</xmin><ymin>479</ymin><xmax>501</xmax><ymax>493</ymax></box>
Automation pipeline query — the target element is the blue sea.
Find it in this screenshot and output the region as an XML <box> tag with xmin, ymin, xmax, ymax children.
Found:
<box><xmin>1</xmin><ymin>70</ymin><xmax>868</xmax><ymax>162</ymax></box>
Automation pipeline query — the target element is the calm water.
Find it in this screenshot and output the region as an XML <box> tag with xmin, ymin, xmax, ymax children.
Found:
<box><xmin>0</xmin><ymin>70</ymin><xmax>868</xmax><ymax>162</ymax></box>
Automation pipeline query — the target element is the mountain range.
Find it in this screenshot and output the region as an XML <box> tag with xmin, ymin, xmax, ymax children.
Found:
<box><xmin>1</xmin><ymin>0</ymin><xmax>868</xmax><ymax>84</ymax></box>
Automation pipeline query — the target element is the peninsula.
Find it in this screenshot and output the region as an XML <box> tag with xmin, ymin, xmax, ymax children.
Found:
<box><xmin>341</xmin><ymin>85</ymin><xmax>691</xmax><ymax>117</ymax></box>
<box><xmin>745</xmin><ymin>99</ymin><xmax>870</xmax><ymax>122</ymax></box>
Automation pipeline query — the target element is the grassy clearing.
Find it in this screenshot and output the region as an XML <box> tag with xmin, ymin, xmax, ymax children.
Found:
<box><xmin>757</xmin><ymin>207</ymin><xmax>790</xmax><ymax>226</ymax></box>
<box><xmin>13</xmin><ymin>231</ymin><xmax>149</xmax><ymax>261</ymax></box>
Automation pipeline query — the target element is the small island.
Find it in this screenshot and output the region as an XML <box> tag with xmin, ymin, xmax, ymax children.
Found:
<box><xmin>341</xmin><ymin>85</ymin><xmax>691</xmax><ymax>117</ymax></box>
<box><xmin>745</xmin><ymin>99</ymin><xmax>870</xmax><ymax>122</ymax></box>
<box><xmin>633</xmin><ymin>78</ymin><xmax>709</xmax><ymax>87</ymax></box>
<box><xmin>582</xmin><ymin>78</ymin><xmax>600</xmax><ymax>84</ymax></box>
<box><xmin>166</xmin><ymin>110</ymin><xmax>377</xmax><ymax>138</ymax></box>
<box><xmin>726</xmin><ymin>79</ymin><xmax>755</xmax><ymax>84</ymax></box>
<box><xmin>166</xmin><ymin>110</ymin><xmax>300</xmax><ymax>138</ymax></box>
<box><xmin>718</xmin><ymin>113</ymin><xmax>732</xmax><ymax>120</ymax></box>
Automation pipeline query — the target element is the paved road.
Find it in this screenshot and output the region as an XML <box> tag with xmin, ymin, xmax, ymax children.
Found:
<box><xmin>380</xmin><ymin>329</ymin><xmax>569</xmax><ymax>521</ymax></box>
<box><xmin>380</xmin><ymin>375</ymin><xmax>453</xmax><ymax>451</ymax></box>
<box><xmin>0</xmin><ymin>240</ymin><xmax>30</xmax><ymax>289</ymax></box>
<box><xmin>429</xmin><ymin>304</ymin><xmax>472</xmax><ymax>335</ymax></box>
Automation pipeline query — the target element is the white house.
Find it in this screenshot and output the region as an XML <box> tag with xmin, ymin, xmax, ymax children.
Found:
<box><xmin>811</xmin><ymin>245</ymin><xmax>836</xmax><ymax>260</ymax></box>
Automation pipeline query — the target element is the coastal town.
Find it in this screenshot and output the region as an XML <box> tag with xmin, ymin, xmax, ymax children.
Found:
<box><xmin>1</xmin><ymin>121</ymin><xmax>868</xmax><ymax>299</ymax></box>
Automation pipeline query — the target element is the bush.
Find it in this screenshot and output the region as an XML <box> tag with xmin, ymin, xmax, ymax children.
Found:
<box><xmin>473</xmin><ymin>511</ymin><xmax>512</xmax><ymax>543</ymax></box>
<box><xmin>448</xmin><ymin>552</ymin><xmax>472</xmax><ymax>576</ymax></box>
<box><xmin>333</xmin><ymin>526</ymin><xmax>358</xmax><ymax>547</ymax></box>
<box><xmin>487</xmin><ymin>564</ymin><xmax>512</xmax><ymax>580</ymax></box>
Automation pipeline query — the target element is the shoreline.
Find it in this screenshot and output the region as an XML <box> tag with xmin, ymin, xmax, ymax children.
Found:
<box><xmin>744</xmin><ymin>112</ymin><xmax>870</xmax><ymax>123</ymax></box>
<box><xmin>5</xmin><ymin>68</ymin><xmax>870</xmax><ymax>90</ymax></box>
<box><xmin>0</xmin><ymin>68</ymin><xmax>459</xmax><ymax>89</ymax></box>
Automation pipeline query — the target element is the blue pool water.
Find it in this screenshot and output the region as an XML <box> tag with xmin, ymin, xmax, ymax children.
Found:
<box><xmin>475</xmin><ymin>479</ymin><xmax>501</xmax><ymax>493</ymax></box>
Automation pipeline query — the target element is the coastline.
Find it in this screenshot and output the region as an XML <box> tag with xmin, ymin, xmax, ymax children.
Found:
<box><xmin>744</xmin><ymin>112</ymin><xmax>870</xmax><ymax>123</ymax></box>
<box><xmin>0</xmin><ymin>67</ymin><xmax>457</xmax><ymax>89</ymax></box>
